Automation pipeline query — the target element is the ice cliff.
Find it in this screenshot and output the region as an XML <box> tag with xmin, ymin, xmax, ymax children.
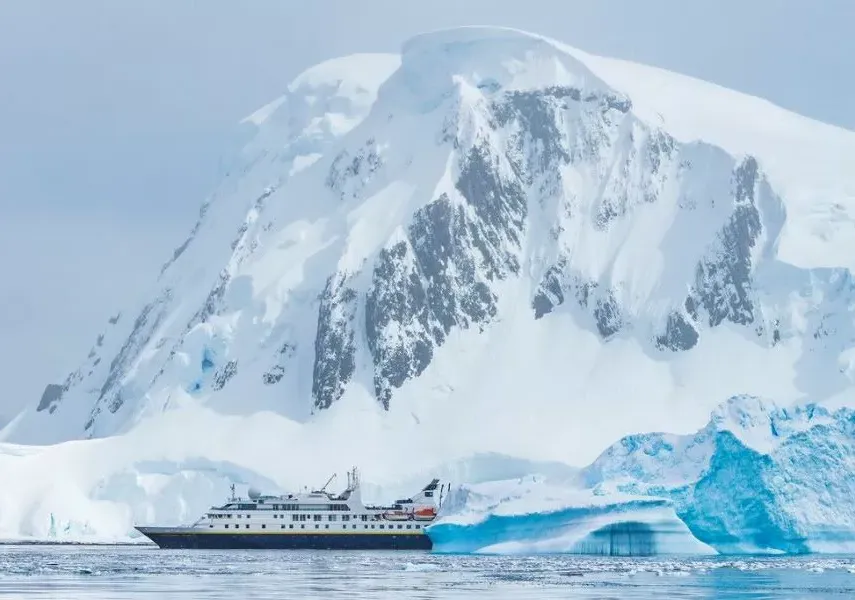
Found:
<box><xmin>428</xmin><ymin>395</ymin><xmax>855</xmax><ymax>555</ymax></box>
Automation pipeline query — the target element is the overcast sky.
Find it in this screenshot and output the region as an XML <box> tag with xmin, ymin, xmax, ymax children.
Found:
<box><xmin>0</xmin><ymin>0</ymin><xmax>853</xmax><ymax>422</ymax></box>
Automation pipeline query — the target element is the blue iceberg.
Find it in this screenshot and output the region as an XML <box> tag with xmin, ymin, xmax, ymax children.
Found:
<box><xmin>427</xmin><ymin>483</ymin><xmax>715</xmax><ymax>555</ymax></box>
<box><xmin>427</xmin><ymin>395</ymin><xmax>855</xmax><ymax>555</ymax></box>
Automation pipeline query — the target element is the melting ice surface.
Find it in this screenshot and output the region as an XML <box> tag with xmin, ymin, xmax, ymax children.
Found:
<box><xmin>2</xmin><ymin>546</ymin><xmax>855</xmax><ymax>599</ymax></box>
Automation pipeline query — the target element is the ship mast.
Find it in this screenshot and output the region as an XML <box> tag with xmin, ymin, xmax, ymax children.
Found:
<box><xmin>318</xmin><ymin>473</ymin><xmax>336</xmax><ymax>494</ymax></box>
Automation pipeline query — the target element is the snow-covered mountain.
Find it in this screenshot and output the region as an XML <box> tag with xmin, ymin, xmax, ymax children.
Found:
<box><xmin>1</xmin><ymin>26</ymin><xmax>855</xmax><ymax>544</ymax></box>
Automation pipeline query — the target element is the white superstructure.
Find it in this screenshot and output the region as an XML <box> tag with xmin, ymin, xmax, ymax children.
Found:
<box><xmin>189</xmin><ymin>468</ymin><xmax>443</xmax><ymax>536</ymax></box>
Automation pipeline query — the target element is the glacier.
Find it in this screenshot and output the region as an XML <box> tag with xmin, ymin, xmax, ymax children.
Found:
<box><xmin>0</xmin><ymin>26</ymin><xmax>854</xmax><ymax>551</ymax></box>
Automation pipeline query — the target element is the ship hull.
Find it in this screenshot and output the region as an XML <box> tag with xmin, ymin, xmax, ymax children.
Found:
<box><xmin>135</xmin><ymin>527</ymin><xmax>433</xmax><ymax>550</ymax></box>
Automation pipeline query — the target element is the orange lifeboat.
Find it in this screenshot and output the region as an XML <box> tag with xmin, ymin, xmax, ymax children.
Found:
<box><xmin>382</xmin><ymin>509</ymin><xmax>410</xmax><ymax>521</ymax></box>
<box><xmin>412</xmin><ymin>506</ymin><xmax>437</xmax><ymax>521</ymax></box>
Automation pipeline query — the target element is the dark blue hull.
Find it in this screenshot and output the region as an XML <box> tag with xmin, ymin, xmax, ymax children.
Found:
<box><xmin>136</xmin><ymin>527</ymin><xmax>432</xmax><ymax>550</ymax></box>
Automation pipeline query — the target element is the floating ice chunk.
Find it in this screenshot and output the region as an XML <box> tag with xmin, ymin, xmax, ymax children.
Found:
<box><xmin>427</xmin><ymin>479</ymin><xmax>714</xmax><ymax>555</ymax></box>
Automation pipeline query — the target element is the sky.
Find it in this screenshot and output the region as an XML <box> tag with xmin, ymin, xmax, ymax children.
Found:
<box><xmin>0</xmin><ymin>0</ymin><xmax>853</xmax><ymax>422</ymax></box>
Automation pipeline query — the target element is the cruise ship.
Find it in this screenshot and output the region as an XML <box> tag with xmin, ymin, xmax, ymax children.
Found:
<box><xmin>135</xmin><ymin>468</ymin><xmax>445</xmax><ymax>550</ymax></box>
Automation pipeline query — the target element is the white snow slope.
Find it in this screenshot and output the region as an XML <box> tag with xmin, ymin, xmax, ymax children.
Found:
<box><xmin>2</xmin><ymin>27</ymin><xmax>855</xmax><ymax>545</ymax></box>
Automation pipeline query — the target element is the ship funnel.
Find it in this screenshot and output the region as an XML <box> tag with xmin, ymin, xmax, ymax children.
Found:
<box><xmin>247</xmin><ymin>486</ymin><xmax>262</xmax><ymax>501</ymax></box>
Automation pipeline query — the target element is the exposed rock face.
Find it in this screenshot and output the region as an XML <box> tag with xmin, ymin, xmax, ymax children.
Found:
<box><xmin>656</xmin><ymin>312</ymin><xmax>700</xmax><ymax>352</ymax></box>
<box><xmin>37</xmin><ymin>384</ymin><xmax>64</xmax><ymax>413</ymax></box>
<box><xmin>687</xmin><ymin>158</ymin><xmax>763</xmax><ymax>329</ymax></box>
<box><xmin>212</xmin><ymin>360</ymin><xmax>238</xmax><ymax>391</ymax></box>
<box><xmin>312</xmin><ymin>275</ymin><xmax>359</xmax><ymax>410</ymax></box>
<box><xmin>362</xmin><ymin>137</ymin><xmax>527</xmax><ymax>405</ymax></box>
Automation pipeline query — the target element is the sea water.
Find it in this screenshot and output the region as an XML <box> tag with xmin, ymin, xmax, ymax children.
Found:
<box><xmin>1</xmin><ymin>545</ymin><xmax>855</xmax><ymax>598</ymax></box>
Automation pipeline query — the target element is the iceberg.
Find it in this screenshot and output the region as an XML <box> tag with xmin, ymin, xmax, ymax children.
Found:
<box><xmin>426</xmin><ymin>478</ymin><xmax>715</xmax><ymax>555</ymax></box>
<box><xmin>427</xmin><ymin>395</ymin><xmax>855</xmax><ymax>555</ymax></box>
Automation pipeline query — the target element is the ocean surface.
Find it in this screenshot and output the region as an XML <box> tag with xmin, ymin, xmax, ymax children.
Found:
<box><xmin>1</xmin><ymin>545</ymin><xmax>855</xmax><ymax>599</ymax></box>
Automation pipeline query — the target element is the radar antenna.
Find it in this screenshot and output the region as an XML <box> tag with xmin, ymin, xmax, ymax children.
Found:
<box><xmin>229</xmin><ymin>483</ymin><xmax>237</xmax><ymax>502</ymax></box>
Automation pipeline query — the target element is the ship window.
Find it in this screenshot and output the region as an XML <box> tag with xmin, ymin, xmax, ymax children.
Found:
<box><xmin>209</xmin><ymin>524</ymin><xmax>214</xmax><ymax>528</ymax></box>
<box><xmin>406</xmin><ymin>525</ymin><xmax>411</xmax><ymax>529</ymax></box>
<box><xmin>289</xmin><ymin>524</ymin><xmax>293</xmax><ymax>529</ymax></box>
<box><xmin>245</xmin><ymin>524</ymin><xmax>250</xmax><ymax>529</ymax></box>
<box><xmin>379</xmin><ymin>525</ymin><xmax>384</xmax><ymax>529</ymax></box>
<box><xmin>261</xmin><ymin>524</ymin><xmax>266</xmax><ymax>529</ymax></box>
<box><xmin>237</xmin><ymin>515</ymin><xmax>242</xmax><ymax>519</ymax></box>
<box><xmin>415</xmin><ymin>525</ymin><xmax>420</xmax><ymax>529</ymax></box>
<box><xmin>328</xmin><ymin>515</ymin><xmax>336</xmax><ymax>521</ymax></box>
<box><xmin>292</xmin><ymin>515</ymin><xmax>298</xmax><ymax>522</ymax></box>
<box><xmin>225</xmin><ymin>524</ymin><xmax>229</xmax><ymax>529</ymax></box>
<box><xmin>371</xmin><ymin>525</ymin><xmax>375</xmax><ymax>529</ymax></box>
<box><xmin>360</xmin><ymin>515</ymin><xmax>368</xmax><ymax>522</ymax></box>
<box><xmin>364</xmin><ymin>525</ymin><xmax>368</xmax><ymax>529</ymax></box>
<box><xmin>342</xmin><ymin>515</ymin><xmax>350</xmax><ymax>521</ymax></box>
<box><xmin>246</xmin><ymin>515</ymin><xmax>251</xmax><ymax>519</ymax></box>
<box><xmin>313</xmin><ymin>515</ymin><xmax>322</xmax><ymax>522</ymax></box>
<box><xmin>325</xmin><ymin>524</ymin><xmax>329</xmax><ymax>529</ymax></box>
<box><xmin>315</xmin><ymin>524</ymin><xmax>319</xmax><ymax>529</ymax></box>
<box><xmin>397</xmin><ymin>525</ymin><xmax>403</xmax><ymax>529</ymax></box>
<box><xmin>273</xmin><ymin>514</ymin><xmax>277</xmax><ymax>519</ymax></box>
<box><xmin>300</xmin><ymin>524</ymin><xmax>305</xmax><ymax>529</ymax></box>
